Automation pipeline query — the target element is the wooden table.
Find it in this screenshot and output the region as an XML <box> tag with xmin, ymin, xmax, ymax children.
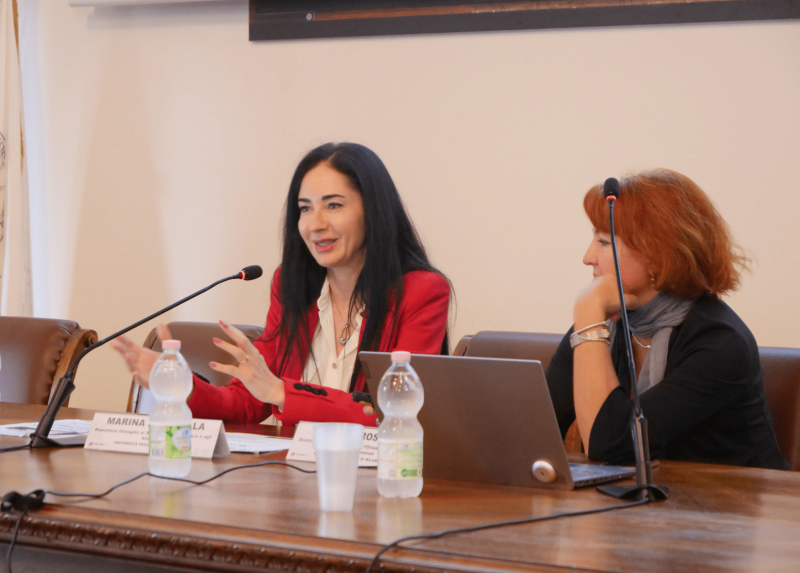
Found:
<box><xmin>1</xmin><ymin>403</ymin><xmax>799</xmax><ymax>572</ymax></box>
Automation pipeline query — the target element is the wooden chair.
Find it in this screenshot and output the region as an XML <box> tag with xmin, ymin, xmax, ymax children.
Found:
<box><xmin>128</xmin><ymin>321</ymin><xmax>264</xmax><ymax>414</ymax></box>
<box><xmin>0</xmin><ymin>316</ymin><xmax>97</xmax><ymax>406</ymax></box>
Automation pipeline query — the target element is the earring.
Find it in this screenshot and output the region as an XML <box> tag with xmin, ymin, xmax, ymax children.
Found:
<box><xmin>650</xmin><ymin>273</ymin><xmax>656</xmax><ymax>288</ymax></box>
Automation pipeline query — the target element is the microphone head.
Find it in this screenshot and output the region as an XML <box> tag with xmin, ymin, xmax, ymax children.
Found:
<box><xmin>240</xmin><ymin>265</ymin><xmax>263</xmax><ymax>281</ymax></box>
<box><xmin>604</xmin><ymin>177</ymin><xmax>620</xmax><ymax>200</ymax></box>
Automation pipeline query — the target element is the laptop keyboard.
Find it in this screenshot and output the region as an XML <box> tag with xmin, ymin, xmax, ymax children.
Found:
<box><xmin>569</xmin><ymin>463</ymin><xmax>636</xmax><ymax>487</ymax></box>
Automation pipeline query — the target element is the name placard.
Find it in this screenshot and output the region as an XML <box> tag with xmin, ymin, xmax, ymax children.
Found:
<box><xmin>286</xmin><ymin>421</ymin><xmax>378</xmax><ymax>467</ymax></box>
<box><xmin>84</xmin><ymin>413</ymin><xmax>230</xmax><ymax>459</ymax></box>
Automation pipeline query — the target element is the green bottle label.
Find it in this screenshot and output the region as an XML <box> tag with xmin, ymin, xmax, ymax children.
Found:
<box><xmin>378</xmin><ymin>442</ymin><xmax>423</xmax><ymax>479</ymax></box>
<box><xmin>149</xmin><ymin>425</ymin><xmax>191</xmax><ymax>460</ymax></box>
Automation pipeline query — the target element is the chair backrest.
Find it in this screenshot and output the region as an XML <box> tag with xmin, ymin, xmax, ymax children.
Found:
<box><xmin>0</xmin><ymin>316</ymin><xmax>98</xmax><ymax>406</ymax></box>
<box><xmin>759</xmin><ymin>346</ymin><xmax>800</xmax><ymax>471</ymax></box>
<box><xmin>128</xmin><ymin>321</ymin><xmax>264</xmax><ymax>413</ymax></box>
<box><xmin>455</xmin><ymin>331</ymin><xmax>562</xmax><ymax>370</ymax></box>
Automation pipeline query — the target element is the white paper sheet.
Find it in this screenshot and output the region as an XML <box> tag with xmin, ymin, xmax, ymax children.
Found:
<box><xmin>0</xmin><ymin>420</ymin><xmax>290</xmax><ymax>454</ymax></box>
<box><xmin>225</xmin><ymin>432</ymin><xmax>292</xmax><ymax>454</ymax></box>
<box><xmin>0</xmin><ymin>419</ymin><xmax>92</xmax><ymax>438</ymax></box>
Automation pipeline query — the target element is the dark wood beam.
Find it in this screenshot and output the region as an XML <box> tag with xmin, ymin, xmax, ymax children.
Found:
<box><xmin>250</xmin><ymin>0</ymin><xmax>800</xmax><ymax>41</ymax></box>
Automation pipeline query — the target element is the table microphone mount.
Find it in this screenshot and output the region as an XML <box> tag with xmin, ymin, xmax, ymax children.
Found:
<box><xmin>594</xmin><ymin>179</ymin><xmax>669</xmax><ymax>502</ymax></box>
<box><xmin>29</xmin><ymin>265</ymin><xmax>263</xmax><ymax>449</ymax></box>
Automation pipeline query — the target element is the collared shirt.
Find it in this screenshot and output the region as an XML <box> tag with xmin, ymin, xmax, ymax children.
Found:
<box><xmin>301</xmin><ymin>277</ymin><xmax>364</xmax><ymax>391</ymax></box>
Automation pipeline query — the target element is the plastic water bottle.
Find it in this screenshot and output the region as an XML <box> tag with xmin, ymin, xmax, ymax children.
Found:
<box><xmin>148</xmin><ymin>340</ymin><xmax>192</xmax><ymax>477</ymax></box>
<box><xmin>377</xmin><ymin>351</ymin><xmax>424</xmax><ymax>498</ymax></box>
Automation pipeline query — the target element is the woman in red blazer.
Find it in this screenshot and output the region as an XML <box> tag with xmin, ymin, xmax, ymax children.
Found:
<box><xmin>113</xmin><ymin>143</ymin><xmax>450</xmax><ymax>427</ymax></box>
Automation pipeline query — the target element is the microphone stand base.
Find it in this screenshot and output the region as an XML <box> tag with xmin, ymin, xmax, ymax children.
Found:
<box><xmin>29</xmin><ymin>434</ymin><xmax>68</xmax><ymax>449</ymax></box>
<box><xmin>597</xmin><ymin>484</ymin><xmax>670</xmax><ymax>501</ymax></box>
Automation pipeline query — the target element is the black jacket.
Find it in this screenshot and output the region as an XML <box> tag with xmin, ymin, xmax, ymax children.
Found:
<box><xmin>545</xmin><ymin>295</ymin><xmax>790</xmax><ymax>470</ymax></box>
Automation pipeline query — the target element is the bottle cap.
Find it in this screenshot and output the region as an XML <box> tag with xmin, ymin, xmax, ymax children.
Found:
<box><xmin>391</xmin><ymin>350</ymin><xmax>410</xmax><ymax>362</ymax></box>
<box><xmin>162</xmin><ymin>340</ymin><xmax>181</xmax><ymax>349</ymax></box>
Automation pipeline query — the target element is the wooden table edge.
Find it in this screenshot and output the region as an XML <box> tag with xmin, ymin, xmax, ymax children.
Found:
<box><xmin>0</xmin><ymin>505</ymin><xmax>608</xmax><ymax>573</ymax></box>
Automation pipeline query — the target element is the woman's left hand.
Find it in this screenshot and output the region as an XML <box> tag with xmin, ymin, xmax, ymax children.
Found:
<box><xmin>209</xmin><ymin>321</ymin><xmax>286</xmax><ymax>409</ymax></box>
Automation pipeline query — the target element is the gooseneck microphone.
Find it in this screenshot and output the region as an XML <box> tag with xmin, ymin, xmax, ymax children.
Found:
<box><xmin>239</xmin><ymin>265</ymin><xmax>263</xmax><ymax>281</ymax></box>
<box><xmin>595</xmin><ymin>179</ymin><xmax>669</xmax><ymax>502</ymax></box>
<box><xmin>30</xmin><ymin>265</ymin><xmax>263</xmax><ymax>448</ymax></box>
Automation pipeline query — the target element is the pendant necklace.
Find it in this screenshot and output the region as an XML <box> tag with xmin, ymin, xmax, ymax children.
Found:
<box><xmin>333</xmin><ymin>298</ymin><xmax>351</xmax><ymax>345</ymax></box>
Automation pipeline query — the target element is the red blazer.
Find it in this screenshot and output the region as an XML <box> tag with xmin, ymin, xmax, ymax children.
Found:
<box><xmin>188</xmin><ymin>267</ymin><xmax>449</xmax><ymax>427</ymax></box>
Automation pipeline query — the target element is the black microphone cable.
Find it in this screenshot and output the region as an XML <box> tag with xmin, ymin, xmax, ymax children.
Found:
<box><xmin>364</xmin><ymin>496</ymin><xmax>649</xmax><ymax>573</ymax></box>
<box><xmin>0</xmin><ymin>444</ymin><xmax>33</xmax><ymax>454</ymax></box>
<box><xmin>2</xmin><ymin>459</ymin><xmax>315</xmax><ymax>573</ymax></box>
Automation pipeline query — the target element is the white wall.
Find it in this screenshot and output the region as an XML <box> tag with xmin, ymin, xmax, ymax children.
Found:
<box><xmin>19</xmin><ymin>0</ymin><xmax>800</xmax><ymax>412</ymax></box>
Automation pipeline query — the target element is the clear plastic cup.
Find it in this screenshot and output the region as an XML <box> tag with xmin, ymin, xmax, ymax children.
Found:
<box><xmin>312</xmin><ymin>423</ymin><xmax>364</xmax><ymax>512</ymax></box>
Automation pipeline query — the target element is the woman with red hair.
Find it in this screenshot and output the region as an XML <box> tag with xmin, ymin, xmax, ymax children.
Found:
<box><xmin>545</xmin><ymin>169</ymin><xmax>788</xmax><ymax>469</ymax></box>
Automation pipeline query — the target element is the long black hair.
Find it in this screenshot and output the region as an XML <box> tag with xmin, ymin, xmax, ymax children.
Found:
<box><xmin>272</xmin><ymin>142</ymin><xmax>449</xmax><ymax>391</ymax></box>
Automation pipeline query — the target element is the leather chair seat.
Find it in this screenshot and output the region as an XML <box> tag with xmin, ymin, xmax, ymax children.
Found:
<box><xmin>0</xmin><ymin>316</ymin><xmax>97</xmax><ymax>405</ymax></box>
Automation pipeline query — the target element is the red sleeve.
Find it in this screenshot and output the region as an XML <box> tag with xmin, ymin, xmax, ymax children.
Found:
<box><xmin>274</xmin><ymin>382</ymin><xmax>379</xmax><ymax>426</ymax></box>
<box><xmin>189</xmin><ymin>269</ymin><xmax>449</xmax><ymax>427</ymax></box>
<box><xmin>187</xmin><ymin>268</ymin><xmax>284</xmax><ymax>424</ymax></box>
<box><xmin>272</xmin><ymin>270</ymin><xmax>450</xmax><ymax>427</ymax></box>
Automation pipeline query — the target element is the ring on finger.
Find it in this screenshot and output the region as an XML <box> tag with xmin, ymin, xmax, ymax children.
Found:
<box><xmin>239</xmin><ymin>354</ymin><xmax>249</xmax><ymax>364</ymax></box>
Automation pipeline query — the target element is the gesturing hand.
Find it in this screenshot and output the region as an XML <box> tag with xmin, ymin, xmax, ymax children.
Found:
<box><xmin>210</xmin><ymin>321</ymin><xmax>286</xmax><ymax>409</ymax></box>
<box><xmin>111</xmin><ymin>323</ymin><xmax>174</xmax><ymax>390</ymax></box>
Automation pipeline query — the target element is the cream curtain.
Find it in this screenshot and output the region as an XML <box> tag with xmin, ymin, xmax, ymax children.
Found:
<box><xmin>0</xmin><ymin>0</ymin><xmax>32</xmax><ymax>316</ymax></box>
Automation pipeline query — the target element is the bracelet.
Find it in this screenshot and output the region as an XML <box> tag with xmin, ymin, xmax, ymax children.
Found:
<box><xmin>572</xmin><ymin>320</ymin><xmax>611</xmax><ymax>336</ymax></box>
<box><xmin>570</xmin><ymin>328</ymin><xmax>611</xmax><ymax>348</ymax></box>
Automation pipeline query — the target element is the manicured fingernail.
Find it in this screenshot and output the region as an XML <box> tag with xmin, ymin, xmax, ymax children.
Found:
<box><xmin>209</xmin><ymin>362</ymin><xmax>217</xmax><ymax>368</ymax></box>
<box><xmin>220</xmin><ymin>320</ymin><xmax>229</xmax><ymax>329</ymax></box>
<box><xmin>213</xmin><ymin>337</ymin><xmax>221</xmax><ymax>344</ymax></box>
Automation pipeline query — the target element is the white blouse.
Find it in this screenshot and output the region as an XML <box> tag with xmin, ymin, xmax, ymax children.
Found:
<box><xmin>266</xmin><ymin>279</ymin><xmax>363</xmax><ymax>426</ymax></box>
<box><xmin>301</xmin><ymin>278</ymin><xmax>364</xmax><ymax>391</ymax></box>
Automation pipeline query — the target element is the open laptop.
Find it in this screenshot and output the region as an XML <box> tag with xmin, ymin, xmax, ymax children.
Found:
<box><xmin>359</xmin><ymin>352</ymin><xmax>635</xmax><ymax>490</ymax></box>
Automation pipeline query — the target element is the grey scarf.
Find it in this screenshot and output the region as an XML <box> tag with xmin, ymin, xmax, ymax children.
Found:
<box><xmin>609</xmin><ymin>293</ymin><xmax>694</xmax><ymax>394</ymax></box>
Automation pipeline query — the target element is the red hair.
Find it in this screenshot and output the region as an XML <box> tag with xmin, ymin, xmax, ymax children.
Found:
<box><xmin>583</xmin><ymin>169</ymin><xmax>747</xmax><ymax>299</ymax></box>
